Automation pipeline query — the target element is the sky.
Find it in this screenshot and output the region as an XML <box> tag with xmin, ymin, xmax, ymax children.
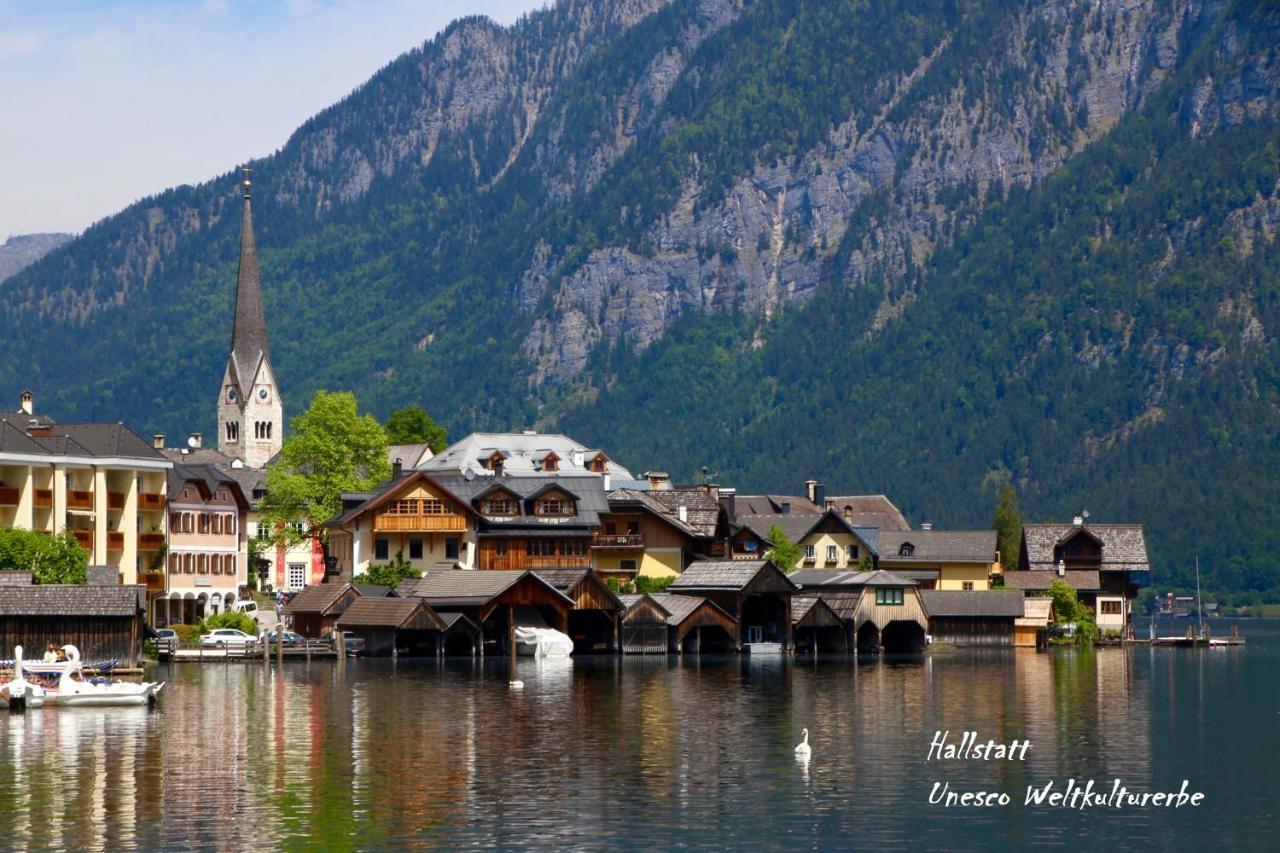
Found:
<box><xmin>0</xmin><ymin>1</ymin><xmax>548</xmax><ymax>240</ymax></box>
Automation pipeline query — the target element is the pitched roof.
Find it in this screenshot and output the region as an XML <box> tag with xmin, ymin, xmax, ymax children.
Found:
<box><xmin>168</xmin><ymin>462</ymin><xmax>250</xmax><ymax>510</ymax></box>
<box><xmin>645</xmin><ymin>487</ymin><xmax>721</xmax><ymax>537</ymax></box>
<box><xmin>1015</xmin><ymin>597</ymin><xmax>1054</xmax><ymax>628</ymax></box>
<box><xmin>0</xmin><ymin>584</ymin><xmax>144</xmax><ymax>616</ymax></box>
<box><xmin>228</xmin><ymin>190</ymin><xmax>270</xmax><ymax>396</ymax></box>
<box><xmin>352</xmin><ymin>584</ymin><xmax>394</xmax><ymax>598</ymax></box>
<box><xmin>668</xmin><ymin>560</ymin><xmax>797</xmax><ymax>593</ymax></box>
<box><xmin>388</xmin><ymin>443</ymin><xmax>434</xmax><ymax>469</ymax></box>
<box><xmin>420</xmin><ymin>432</ymin><xmax>637</xmax><ymax>480</ymax></box>
<box><xmin>920</xmin><ymin>589</ymin><xmax>1025</xmax><ymax>618</ymax></box>
<box><xmin>878</xmin><ymin>530</ymin><xmax>997</xmax><ymax>564</ymax></box>
<box><xmin>1001</xmin><ymin>570</ymin><xmax>1101</xmax><ymax>592</ymax></box>
<box><xmin>1021</xmin><ymin>523</ymin><xmax>1150</xmax><ymax>572</ymax></box>
<box><xmin>733</xmin><ymin>509</ymin><xmax>880</xmax><ymax>557</ymax></box>
<box><xmin>336</xmin><ymin>598</ymin><xmax>443</xmax><ymax>630</ymax></box>
<box><xmin>283</xmin><ymin>583</ymin><xmax>352</xmax><ymax>615</ymax></box>
<box><xmin>648</xmin><ymin>593</ymin><xmax>736</xmax><ymax>627</ymax></box>
<box><xmin>397</xmin><ymin>570</ymin><xmax>573</xmax><ymax>608</ymax></box>
<box><xmin>791</xmin><ymin>594</ymin><xmax>843</xmax><ymax>627</ymax></box>
<box><xmin>731</xmin><ymin>494</ymin><xmax>823</xmax><ymax>517</ymax></box>
<box><xmin>821</xmin><ymin>494</ymin><xmax>911</xmax><ymax>530</ymax></box>
<box><xmin>607</xmin><ymin>488</ymin><xmax>706</xmax><ymax>539</ymax></box>
<box><xmin>0</xmin><ymin>419</ymin><xmax>167</xmax><ymax>463</ymax></box>
<box><xmin>618</xmin><ymin>593</ymin><xmax>672</xmax><ymax>619</ymax></box>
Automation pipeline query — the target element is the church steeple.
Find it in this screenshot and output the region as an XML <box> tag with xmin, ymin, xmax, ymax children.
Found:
<box><xmin>218</xmin><ymin>166</ymin><xmax>283</xmax><ymax>468</ymax></box>
<box><xmin>229</xmin><ymin>167</ymin><xmax>269</xmax><ymax>392</ymax></box>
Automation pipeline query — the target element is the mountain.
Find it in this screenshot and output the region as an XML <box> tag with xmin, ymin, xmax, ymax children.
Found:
<box><xmin>0</xmin><ymin>233</ymin><xmax>74</xmax><ymax>283</ymax></box>
<box><xmin>2</xmin><ymin>0</ymin><xmax>1278</xmax><ymax>594</ymax></box>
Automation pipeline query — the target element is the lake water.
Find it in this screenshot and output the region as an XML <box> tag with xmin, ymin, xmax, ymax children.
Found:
<box><xmin>1</xmin><ymin>619</ymin><xmax>1276</xmax><ymax>851</ymax></box>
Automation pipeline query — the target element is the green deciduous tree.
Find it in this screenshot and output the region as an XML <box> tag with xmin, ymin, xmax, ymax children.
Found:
<box><xmin>353</xmin><ymin>553</ymin><xmax>422</xmax><ymax>589</ymax></box>
<box><xmin>765</xmin><ymin>525</ymin><xmax>803</xmax><ymax>573</ymax></box>
<box><xmin>991</xmin><ymin>481</ymin><xmax>1023</xmax><ymax>570</ymax></box>
<box><xmin>0</xmin><ymin>529</ymin><xmax>88</xmax><ymax>584</ymax></box>
<box><xmin>1048</xmin><ymin>579</ymin><xmax>1097</xmax><ymax>643</ymax></box>
<box><xmin>385</xmin><ymin>405</ymin><xmax>448</xmax><ymax>453</ymax></box>
<box><xmin>260</xmin><ymin>391</ymin><xmax>390</xmax><ymax>545</ymax></box>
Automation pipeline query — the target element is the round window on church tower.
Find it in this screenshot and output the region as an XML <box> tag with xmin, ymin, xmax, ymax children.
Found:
<box><xmin>258</xmin><ymin>388</ymin><xmax>270</xmax><ymax>402</ymax></box>
<box><xmin>226</xmin><ymin>387</ymin><xmax>237</xmax><ymax>402</ymax></box>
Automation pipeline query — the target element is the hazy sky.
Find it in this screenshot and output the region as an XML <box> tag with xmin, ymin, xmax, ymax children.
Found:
<box><xmin>0</xmin><ymin>1</ymin><xmax>548</xmax><ymax>239</ymax></box>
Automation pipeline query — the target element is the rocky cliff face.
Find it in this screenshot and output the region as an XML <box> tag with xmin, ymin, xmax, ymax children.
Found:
<box><xmin>0</xmin><ymin>233</ymin><xmax>74</xmax><ymax>284</ymax></box>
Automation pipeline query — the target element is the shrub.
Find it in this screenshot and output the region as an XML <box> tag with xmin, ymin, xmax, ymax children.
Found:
<box><xmin>172</xmin><ymin>624</ymin><xmax>202</xmax><ymax>648</ymax></box>
<box><xmin>198</xmin><ymin>611</ymin><xmax>258</xmax><ymax>636</ymax></box>
<box><xmin>634</xmin><ymin>575</ymin><xmax>675</xmax><ymax>594</ymax></box>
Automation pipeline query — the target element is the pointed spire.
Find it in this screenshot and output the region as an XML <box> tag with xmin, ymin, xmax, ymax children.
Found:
<box><xmin>230</xmin><ymin>165</ymin><xmax>270</xmax><ymax>393</ymax></box>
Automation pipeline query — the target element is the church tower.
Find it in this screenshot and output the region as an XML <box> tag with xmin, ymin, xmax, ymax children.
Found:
<box><xmin>218</xmin><ymin>169</ymin><xmax>283</xmax><ymax>469</ymax></box>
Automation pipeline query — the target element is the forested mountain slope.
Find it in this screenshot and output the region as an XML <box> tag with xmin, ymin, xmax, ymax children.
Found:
<box><xmin>2</xmin><ymin>0</ymin><xmax>1277</xmax><ymax>591</ymax></box>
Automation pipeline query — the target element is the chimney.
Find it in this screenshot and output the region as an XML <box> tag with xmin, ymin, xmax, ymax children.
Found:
<box><xmin>645</xmin><ymin>471</ymin><xmax>671</xmax><ymax>491</ymax></box>
<box><xmin>1057</xmin><ymin>560</ymin><xmax>1066</xmax><ymax>577</ymax></box>
<box><xmin>26</xmin><ymin>420</ymin><xmax>51</xmax><ymax>437</ymax></box>
<box><xmin>718</xmin><ymin>488</ymin><xmax>736</xmax><ymax>522</ymax></box>
<box><xmin>152</xmin><ymin>434</ymin><xmax>165</xmax><ymax>450</ymax></box>
<box><xmin>780</xmin><ymin>501</ymin><xmax>791</xmax><ymax>515</ymax></box>
<box><xmin>392</xmin><ymin>459</ymin><xmax>403</xmax><ymax>479</ymax></box>
<box><xmin>805</xmin><ymin>480</ymin><xmax>818</xmax><ymax>503</ymax></box>
<box><xmin>678</xmin><ymin>505</ymin><xmax>688</xmax><ymax>523</ymax></box>
<box><xmin>1072</xmin><ymin>515</ymin><xmax>1083</xmax><ymax>527</ymax></box>
<box><xmin>188</xmin><ymin>432</ymin><xmax>203</xmax><ymax>449</ymax></box>
<box><xmin>19</xmin><ymin>390</ymin><xmax>33</xmax><ymax>415</ymax></box>
<box><xmin>603</xmin><ymin>473</ymin><xmax>611</xmax><ymax>491</ymax></box>
<box><xmin>813</xmin><ymin>483</ymin><xmax>825</xmax><ymax>508</ymax></box>
<box><xmin>921</xmin><ymin>522</ymin><xmax>932</xmax><ymax>531</ymax></box>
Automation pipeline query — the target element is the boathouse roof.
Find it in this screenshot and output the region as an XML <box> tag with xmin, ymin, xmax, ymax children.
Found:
<box><xmin>336</xmin><ymin>597</ymin><xmax>444</xmax><ymax>631</ymax></box>
<box><xmin>668</xmin><ymin>559</ymin><xmax>797</xmax><ymax>594</ymax></box>
<box><xmin>791</xmin><ymin>595</ymin><xmax>844</xmax><ymax>629</ymax></box>
<box><xmin>648</xmin><ymin>594</ymin><xmax>738</xmax><ymax>630</ymax></box>
<box><xmin>532</xmin><ymin>569</ymin><xmax>624</xmax><ymax>611</ymax></box>
<box><xmin>397</xmin><ymin>570</ymin><xmax>574</xmax><ymax>609</ymax></box>
<box><xmin>0</xmin><ymin>584</ymin><xmax>145</xmax><ymax>616</ymax></box>
<box><xmin>284</xmin><ymin>582</ymin><xmax>357</xmax><ymax>616</ymax></box>
<box><xmin>919</xmin><ymin>589</ymin><xmax>1025</xmax><ymax>618</ymax></box>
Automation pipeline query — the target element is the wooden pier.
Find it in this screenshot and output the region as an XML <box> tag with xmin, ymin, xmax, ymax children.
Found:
<box><xmin>159</xmin><ymin>639</ymin><xmax>340</xmax><ymax>662</ymax></box>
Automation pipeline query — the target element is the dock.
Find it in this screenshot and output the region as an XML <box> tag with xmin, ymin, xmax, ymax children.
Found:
<box><xmin>1129</xmin><ymin>624</ymin><xmax>1246</xmax><ymax>647</ymax></box>
<box><xmin>159</xmin><ymin>640</ymin><xmax>341</xmax><ymax>662</ymax></box>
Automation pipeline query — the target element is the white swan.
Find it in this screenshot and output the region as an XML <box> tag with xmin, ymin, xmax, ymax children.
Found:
<box><xmin>509</xmin><ymin>680</ymin><xmax>524</xmax><ymax>689</ymax></box>
<box><xmin>795</xmin><ymin>728</ymin><xmax>811</xmax><ymax>758</ymax></box>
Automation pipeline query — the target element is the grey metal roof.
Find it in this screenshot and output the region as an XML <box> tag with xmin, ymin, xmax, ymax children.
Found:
<box><xmin>1022</xmin><ymin>523</ymin><xmax>1150</xmax><ymax>572</ymax></box>
<box><xmin>0</xmin><ymin>418</ymin><xmax>167</xmax><ymax>463</ymax></box>
<box><xmin>419</xmin><ymin>432</ymin><xmax>636</xmax><ymax>479</ymax></box>
<box><xmin>668</xmin><ymin>560</ymin><xmax>797</xmax><ymax>593</ymax></box>
<box><xmin>920</xmin><ymin>590</ymin><xmax>1025</xmax><ymax>618</ymax></box>
<box><xmin>878</xmin><ymin>530</ymin><xmax>998</xmax><ymax>563</ymax></box>
<box><xmin>0</xmin><ymin>584</ymin><xmax>145</xmax><ymax>616</ymax></box>
<box><xmin>1001</xmin><ymin>570</ymin><xmax>1101</xmax><ymax>592</ymax></box>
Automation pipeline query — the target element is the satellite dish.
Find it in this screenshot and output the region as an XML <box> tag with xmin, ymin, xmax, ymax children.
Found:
<box><xmin>463</xmin><ymin>469</ymin><xmax>476</xmax><ymax>481</ymax></box>
<box><xmin>187</xmin><ymin>436</ymin><xmax>198</xmax><ymax>448</ymax></box>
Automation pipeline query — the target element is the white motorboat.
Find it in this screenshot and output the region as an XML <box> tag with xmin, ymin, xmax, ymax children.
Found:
<box><xmin>3</xmin><ymin>645</ymin><xmax>162</xmax><ymax>708</ymax></box>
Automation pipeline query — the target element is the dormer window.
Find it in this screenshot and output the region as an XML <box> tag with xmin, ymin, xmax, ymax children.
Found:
<box><xmin>537</xmin><ymin>496</ymin><xmax>571</xmax><ymax>516</ymax></box>
<box><xmin>587</xmin><ymin>453</ymin><xmax>608</xmax><ymax>473</ymax></box>
<box><xmin>485</xmin><ymin>498</ymin><xmax>516</xmax><ymax>516</ymax></box>
<box><xmin>485</xmin><ymin>452</ymin><xmax>505</xmax><ymax>472</ymax></box>
<box><xmin>540</xmin><ymin>452</ymin><xmax>560</xmax><ymax>473</ymax></box>
<box><xmin>899</xmin><ymin>543</ymin><xmax>915</xmax><ymax>556</ymax></box>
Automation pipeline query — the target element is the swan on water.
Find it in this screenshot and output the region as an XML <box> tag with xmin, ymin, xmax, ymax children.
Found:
<box><xmin>795</xmin><ymin>728</ymin><xmax>811</xmax><ymax>758</ymax></box>
<box><xmin>509</xmin><ymin>680</ymin><xmax>524</xmax><ymax>689</ymax></box>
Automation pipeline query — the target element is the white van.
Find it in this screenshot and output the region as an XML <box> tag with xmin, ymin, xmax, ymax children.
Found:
<box><xmin>233</xmin><ymin>600</ymin><xmax>259</xmax><ymax>618</ymax></box>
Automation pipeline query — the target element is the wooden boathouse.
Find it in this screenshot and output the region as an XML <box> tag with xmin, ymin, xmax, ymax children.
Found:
<box><xmin>0</xmin><ymin>578</ymin><xmax>148</xmax><ymax>668</ymax></box>
<box><xmin>397</xmin><ymin>571</ymin><xmax>574</xmax><ymax>656</ymax></box>
<box><xmin>648</xmin><ymin>593</ymin><xmax>740</xmax><ymax>653</ymax></box>
<box><xmin>919</xmin><ymin>590</ymin><xmax>1025</xmax><ymax>646</ymax></box>
<box><xmin>791</xmin><ymin>595</ymin><xmax>848</xmax><ymax>655</ymax></box>
<box><xmin>668</xmin><ymin>560</ymin><xmax>796</xmax><ymax>651</ymax></box>
<box><xmin>790</xmin><ymin>569</ymin><xmax>929</xmax><ymax>653</ymax></box>
<box><xmin>532</xmin><ymin>568</ymin><xmax>624</xmax><ymax>654</ymax></box>
<box><xmin>284</xmin><ymin>582</ymin><xmax>361</xmax><ymax>638</ymax></box>
<box><xmin>617</xmin><ymin>594</ymin><xmax>672</xmax><ymax>653</ymax></box>
<box><xmin>335</xmin><ymin>597</ymin><xmax>446</xmax><ymax>656</ymax></box>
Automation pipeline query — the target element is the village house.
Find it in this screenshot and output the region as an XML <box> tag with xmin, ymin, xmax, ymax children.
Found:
<box><xmin>728</xmin><ymin>507</ymin><xmax>880</xmax><ymax>570</ymax></box>
<box><xmin>1007</xmin><ymin>518</ymin><xmax>1150</xmax><ymax>630</ymax></box>
<box><xmin>0</xmin><ymin>393</ymin><xmax>170</xmax><ymax>584</ymax></box>
<box><xmin>154</xmin><ymin>462</ymin><xmax>250</xmax><ymax>625</ymax></box>
<box><xmin>790</xmin><ymin>569</ymin><xmax>930</xmax><ymax>653</ymax></box>
<box><xmin>876</xmin><ymin>528</ymin><xmax>1000</xmax><ymax>590</ymax></box>
<box><xmin>668</xmin><ymin>559</ymin><xmax>797</xmax><ymax>651</ymax></box>
<box><xmin>592</xmin><ymin>487</ymin><xmax>718</xmax><ymax>581</ymax></box>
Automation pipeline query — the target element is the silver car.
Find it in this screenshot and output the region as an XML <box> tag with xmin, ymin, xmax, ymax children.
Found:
<box><xmin>199</xmin><ymin>628</ymin><xmax>257</xmax><ymax>649</ymax></box>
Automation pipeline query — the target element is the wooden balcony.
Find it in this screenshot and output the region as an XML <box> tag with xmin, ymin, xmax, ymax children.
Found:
<box><xmin>139</xmin><ymin>492</ymin><xmax>165</xmax><ymax>511</ymax></box>
<box><xmin>591</xmin><ymin>533</ymin><xmax>644</xmax><ymax>549</ymax></box>
<box><xmin>70</xmin><ymin>529</ymin><xmax>93</xmax><ymax>549</ymax></box>
<box><xmin>138</xmin><ymin>533</ymin><xmax>165</xmax><ymax>551</ymax></box>
<box><xmin>479</xmin><ymin>553</ymin><xmax>591</xmax><ymax>571</ymax></box>
<box><xmin>67</xmin><ymin>490</ymin><xmax>94</xmax><ymax>510</ymax></box>
<box><xmin>143</xmin><ymin>572</ymin><xmax>166</xmax><ymax>593</ymax></box>
<box><xmin>107</xmin><ymin>491</ymin><xmax>126</xmax><ymax>510</ymax></box>
<box><xmin>107</xmin><ymin>531</ymin><xmax>125</xmax><ymax>550</ymax></box>
<box><xmin>0</xmin><ymin>486</ymin><xmax>18</xmax><ymax>506</ymax></box>
<box><xmin>372</xmin><ymin>513</ymin><xmax>468</xmax><ymax>533</ymax></box>
<box><xmin>33</xmin><ymin>489</ymin><xmax>52</xmax><ymax>508</ymax></box>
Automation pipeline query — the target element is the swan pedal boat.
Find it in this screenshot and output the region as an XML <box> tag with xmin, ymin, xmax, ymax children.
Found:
<box><xmin>2</xmin><ymin>645</ymin><xmax>163</xmax><ymax>709</ymax></box>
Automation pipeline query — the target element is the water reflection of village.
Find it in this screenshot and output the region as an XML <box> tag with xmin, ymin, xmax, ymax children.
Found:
<box><xmin>0</xmin><ymin>650</ymin><xmax>1159</xmax><ymax>849</ymax></box>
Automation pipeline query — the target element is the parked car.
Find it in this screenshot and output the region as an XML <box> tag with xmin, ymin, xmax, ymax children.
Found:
<box><xmin>323</xmin><ymin>630</ymin><xmax>366</xmax><ymax>655</ymax></box>
<box><xmin>155</xmin><ymin>628</ymin><xmax>178</xmax><ymax>654</ymax></box>
<box><xmin>233</xmin><ymin>600</ymin><xmax>260</xmax><ymax>621</ymax></box>
<box><xmin>199</xmin><ymin>628</ymin><xmax>257</xmax><ymax>649</ymax></box>
<box><xmin>264</xmin><ymin>630</ymin><xmax>306</xmax><ymax>648</ymax></box>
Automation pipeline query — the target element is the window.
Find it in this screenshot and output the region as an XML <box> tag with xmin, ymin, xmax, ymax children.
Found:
<box><xmin>197</xmin><ymin>554</ymin><xmax>208</xmax><ymax>574</ymax></box>
<box><xmin>485</xmin><ymin>498</ymin><xmax>515</xmax><ymax>516</ymax></box>
<box><xmin>184</xmin><ymin>554</ymin><xmax>194</xmax><ymax>574</ymax></box>
<box><xmin>899</xmin><ymin>543</ymin><xmax>915</xmax><ymax>556</ymax></box>
<box><xmin>538</xmin><ymin>497</ymin><xmax>571</xmax><ymax>516</ymax></box>
<box><xmin>495</xmin><ymin>541</ymin><xmax>508</xmax><ymax>557</ymax></box>
<box><xmin>409</xmin><ymin>538</ymin><xmax>423</xmax><ymax>560</ymax></box>
<box><xmin>559</xmin><ymin>540</ymin><xmax>587</xmax><ymax>557</ymax></box>
<box><xmin>847</xmin><ymin>544</ymin><xmax>859</xmax><ymax>562</ymax></box>
<box><xmin>445</xmin><ymin>537</ymin><xmax>459</xmax><ymax>560</ymax></box>
<box><xmin>198</xmin><ymin>514</ymin><xmax>210</xmax><ymax>535</ymax></box>
<box><xmin>826</xmin><ymin>545</ymin><xmax>838</xmax><ymax>562</ymax></box>
<box><xmin>211</xmin><ymin>514</ymin><xmax>222</xmax><ymax>535</ymax></box>
<box><xmin>169</xmin><ymin>554</ymin><xmax>179</xmax><ymax>574</ymax></box>
<box><xmin>292</xmin><ymin>521</ymin><xmax>307</xmax><ymax>537</ymax></box>
<box><xmin>804</xmin><ymin>545</ymin><xmax>816</xmax><ymax>560</ymax></box>
<box><xmin>588</xmin><ymin>455</ymin><xmax>607</xmax><ymax>473</ymax></box>
<box><xmin>875</xmin><ymin>587</ymin><xmax>905</xmax><ymax>606</ymax></box>
<box><xmin>525</xmin><ymin>539</ymin><xmax>555</xmax><ymax>557</ymax></box>
<box><xmin>374</xmin><ymin>538</ymin><xmax>389</xmax><ymax>561</ymax></box>
<box><xmin>962</xmin><ymin>581</ymin><xmax>975</xmax><ymax>591</ymax></box>
<box><xmin>225</xmin><ymin>422</ymin><xmax>238</xmax><ymax>442</ymax></box>
<box><xmin>287</xmin><ymin>563</ymin><xmax>306</xmax><ymax>590</ymax></box>
<box><xmin>485</xmin><ymin>452</ymin><xmax>505</xmax><ymax>471</ymax></box>
<box><xmin>256</xmin><ymin>523</ymin><xmax>271</xmax><ymax>541</ymax></box>
<box><xmin>1101</xmin><ymin>600</ymin><xmax>1123</xmax><ymax>615</ymax></box>
<box><xmin>421</xmin><ymin>499</ymin><xmax>446</xmax><ymax>515</ymax></box>
<box><xmin>620</xmin><ymin>559</ymin><xmax>638</xmax><ymax>573</ymax></box>
<box><xmin>604</xmin><ymin>522</ymin><xmax>617</xmax><ymax>535</ymax></box>
<box><xmin>170</xmin><ymin>512</ymin><xmax>182</xmax><ymax>531</ymax></box>
<box><xmin>541</xmin><ymin>454</ymin><xmax>559</xmax><ymax>472</ymax></box>
<box><xmin>626</xmin><ymin>521</ymin><xmax>639</xmax><ymax>535</ymax></box>
<box><xmin>225</xmin><ymin>515</ymin><xmax>236</xmax><ymax>536</ymax></box>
